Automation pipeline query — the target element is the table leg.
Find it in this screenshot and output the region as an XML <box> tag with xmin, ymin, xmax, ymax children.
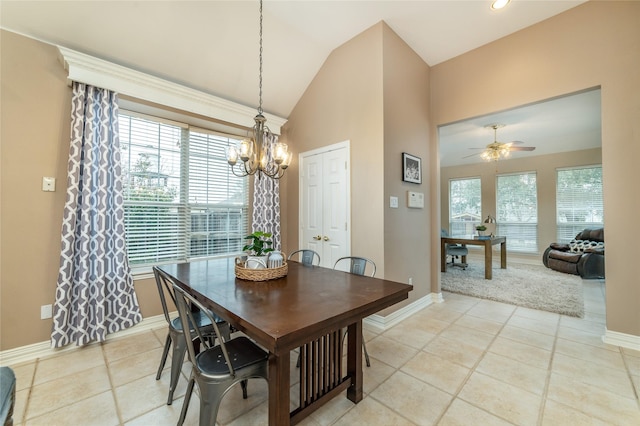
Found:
<box><xmin>346</xmin><ymin>321</ymin><xmax>363</xmax><ymax>403</ymax></box>
<box><xmin>485</xmin><ymin>240</ymin><xmax>493</xmax><ymax>280</ymax></box>
<box><xmin>268</xmin><ymin>351</ymin><xmax>291</xmax><ymax>425</ymax></box>
<box><xmin>501</xmin><ymin>241</ymin><xmax>507</xmax><ymax>269</ymax></box>
<box><xmin>441</xmin><ymin>240</ymin><xmax>447</xmax><ymax>272</ymax></box>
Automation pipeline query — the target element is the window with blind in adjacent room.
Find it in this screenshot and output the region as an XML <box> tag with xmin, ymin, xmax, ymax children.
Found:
<box><xmin>449</xmin><ymin>177</ymin><xmax>482</xmax><ymax>235</ymax></box>
<box><xmin>496</xmin><ymin>172</ymin><xmax>538</xmax><ymax>253</ymax></box>
<box><xmin>119</xmin><ymin>111</ymin><xmax>248</xmax><ymax>268</ymax></box>
<box><xmin>556</xmin><ymin>165</ymin><xmax>603</xmax><ymax>243</ymax></box>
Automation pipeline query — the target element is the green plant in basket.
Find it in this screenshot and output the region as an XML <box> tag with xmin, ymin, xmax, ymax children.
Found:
<box><xmin>243</xmin><ymin>231</ymin><xmax>274</xmax><ymax>256</ymax></box>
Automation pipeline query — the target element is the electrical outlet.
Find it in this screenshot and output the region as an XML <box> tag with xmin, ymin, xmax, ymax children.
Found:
<box><xmin>41</xmin><ymin>304</ymin><xmax>52</xmax><ymax>319</ymax></box>
<box><xmin>408</xmin><ymin>277</ymin><xmax>413</xmax><ymax>285</ymax></box>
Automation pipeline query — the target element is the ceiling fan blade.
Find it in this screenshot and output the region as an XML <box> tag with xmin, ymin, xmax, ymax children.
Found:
<box><xmin>510</xmin><ymin>146</ymin><xmax>536</xmax><ymax>151</ymax></box>
<box><xmin>462</xmin><ymin>152</ymin><xmax>481</xmax><ymax>159</ymax></box>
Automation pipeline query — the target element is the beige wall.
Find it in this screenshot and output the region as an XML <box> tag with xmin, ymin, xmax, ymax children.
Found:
<box><xmin>441</xmin><ymin>148</ymin><xmax>602</xmax><ymax>262</ymax></box>
<box><xmin>281</xmin><ymin>23</ymin><xmax>386</xmax><ymax>271</ymax></box>
<box><xmin>0</xmin><ymin>31</ymin><xmax>164</xmax><ymax>350</ymax></box>
<box><xmin>431</xmin><ymin>1</ymin><xmax>640</xmax><ymax>336</ymax></box>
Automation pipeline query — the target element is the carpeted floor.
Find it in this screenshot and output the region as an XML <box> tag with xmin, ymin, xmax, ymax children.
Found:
<box><xmin>441</xmin><ymin>261</ymin><xmax>585</xmax><ymax>317</ymax></box>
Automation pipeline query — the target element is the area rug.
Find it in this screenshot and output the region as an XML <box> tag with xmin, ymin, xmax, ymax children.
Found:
<box><xmin>441</xmin><ymin>262</ymin><xmax>584</xmax><ymax>317</ymax></box>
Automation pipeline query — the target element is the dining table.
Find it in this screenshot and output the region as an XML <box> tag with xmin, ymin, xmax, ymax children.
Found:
<box><xmin>158</xmin><ymin>257</ymin><xmax>412</xmax><ymax>426</ymax></box>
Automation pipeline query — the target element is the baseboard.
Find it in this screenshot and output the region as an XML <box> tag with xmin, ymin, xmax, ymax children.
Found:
<box><xmin>364</xmin><ymin>293</ymin><xmax>438</xmax><ymax>332</ymax></box>
<box><xmin>0</xmin><ymin>313</ymin><xmax>168</xmax><ymax>366</ymax></box>
<box><xmin>602</xmin><ymin>328</ymin><xmax>640</xmax><ymax>351</ymax></box>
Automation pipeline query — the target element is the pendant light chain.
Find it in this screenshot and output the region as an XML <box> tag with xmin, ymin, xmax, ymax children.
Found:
<box><xmin>258</xmin><ymin>0</ymin><xmax>263</xmax><ymax>115</ymax></box>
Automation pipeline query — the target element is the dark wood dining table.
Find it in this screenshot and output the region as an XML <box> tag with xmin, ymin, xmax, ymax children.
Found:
<box><xmin>158</xmin><ymin>258</ymin><xmax>412</xmax><ymax>426</ymax></box>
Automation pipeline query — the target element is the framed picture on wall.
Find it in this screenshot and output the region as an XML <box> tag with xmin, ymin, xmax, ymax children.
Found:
<box><xmin>402</xmin><ymin>152</ymin><xmax>421</xmax><ymax>184</ymax></box>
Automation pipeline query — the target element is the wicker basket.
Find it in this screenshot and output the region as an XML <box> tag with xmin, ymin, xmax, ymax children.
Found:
<box><xmin>235</xmin><ymin>260</ymin><xmax>288</xmax><ymax>281</ymax></box>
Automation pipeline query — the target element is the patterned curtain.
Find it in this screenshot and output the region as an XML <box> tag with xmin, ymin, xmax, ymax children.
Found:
<box><xmin>51</xmin><ymin>82</ymin><xmax>141</xmax><ymax>348</ymax></box>
<box><xmin>252</xmin><ymin>133</ymin><xmax>282</xmax><ymax>250</ymax></box>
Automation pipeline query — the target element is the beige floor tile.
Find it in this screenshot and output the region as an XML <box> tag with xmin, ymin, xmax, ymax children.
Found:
<box><xmin>489</xmin><ymin>336</ymin><xmax>552</xmax><ymax>370</ymax></box>
<box><xmin>424</xmin><ymin>336</ymin><xmax>486</xmax><ymax>369</ymax></box>
<box><xmin>370</xmin><ymin>371</ymin><xmax>452</xmax><ymax>425</ymax></box>
<box><xmin>506</xmin><ymin>314</ymin><xmax>558</xmax><ymax>336</ymax></box>
<box><xmin>10</xmin><ymin>362</ymin><xmax>36</xmax><ymax>392</ymax></box>
<box><xmin>383</xmin><ymin>319</ymin><xmax>438</xmax><ymax>350</ymax></box>
<box><xmin>115</xmin><ymin>372</ymin><xmax>188</xmax><ymax>422</ymax></box>
<box><xmin>453</xmin><ymin>314</ymin><xmax>504</xmax><ymax>335</ymax></box>
<box><xmin>498</xmin><ymin>324</ymin><xmax>555</xmax><ymax>351</ymax></box>
<box><xmin>33</xmin><ymin>344</ymin><xmax>105</xmax><ymax>385</ymax></box>
<box><xmin>541</xmin><ymin>399</ymin><xmax>611</xmax><ymax>426</ymax></box>
<box><xmin>559</xmin><ymin>314</ymin><xmax>606</xmax><ymax>334</ymax></box>
<box><xmin>555</xmin><ymin>337</ymin><xmax>626</xmax><ymax>370</ymax></box>
<box><xmin>102</xmin><ymin>330</ymin><xmax>163</xmax><ymax>363</ymax></box>
<box><xmin>556</xmin><ymin>325</ymin><xmax>615</xmax><ymax>350</ymax></box>
<box><xmin>476</xmin><ymin>352</ymin><xmax>547</xmax><ymax>395</ymax></box>
<box><xmin>551</xmin><ymin>353</ymin><xmax>635</xmax><ymax>398</ymax></box>
<box><xmin>362</xmin><ymin>358</ymin><xmax>396</xmax><ymax>394</ymax></box>
<box><xmin>365</xmin><ymin>335</ymin><xmax>419</xmax><ymax>369</ymax></box>
<box><xmin>109</xmin><ymin>346</ymin><xmax>168</xmax><ymax>387</ymax></box>
<box><xmin>512</xmin><ymin>306</ymin><xmax>560</xmax><ymax>324</ymax></box>
<box><xmin>333</xmin><ymin>397</ymin><xmax>415</xmax><ymax>426</ymax></box>
<box><xmin>465</xmin><ymin>300</ymin><xmax>515</xmax><ymax>323</ymax></box>
<box><xmin>401</xmin><ymin>351</ymin><xmax>470</xmax><ymax>395</ymax></box>
<box><xmin>308</xmin><ymin>389</ymin><xmax>359</xmax><ymax>426</ymax></box>
<box><xmin>13</xmin><ymin>388</ymin><xmax>28</xmax><ymax>425</ymax></box>
<box><xmin>125</xmin><ymin>395</ymin><xmax>200</xmax><ymax>426</ymax></box>
<box><xmin>27</xmin><ymin>365</ymin><xmax>112</xmax><ymax>420</ymax></box>
<box><xmin>437</xmin><ymin>324</ymin><xmax>495</xmax><ymax>351</ymax></box>
<box><xmin>458</xmin><ymin>372</ymin><xmax>542</xmax><ymax>426</ymax></box>
<box><xmin>216</xmin><ymin>378</ymin><xmax>269</xmax><ymax>424</ymax></box>
<box><xmin>438</xmin><ymin>399</ymin><xmax>513</xmax><ymax>426</ymax></box>
<box><xmin>546</xmin><ymin>372</ymin><xmax>640</xmax><ymax>424</ymax></box>
<box><xmin>26</xmin><ymin>390</ymin><xmax>119</xmax><ymax>426</ymax></box>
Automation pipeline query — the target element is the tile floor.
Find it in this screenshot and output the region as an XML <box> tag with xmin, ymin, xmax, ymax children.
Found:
<box><xmin>8</xmin><ymin>278</ymin><xmax>640</xmax><ymax>425</ymax></box>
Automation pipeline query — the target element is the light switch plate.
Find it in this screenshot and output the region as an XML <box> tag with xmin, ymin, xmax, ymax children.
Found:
<box><xmin>390</xmin><ymin>196</ymin><xmax>398</xmax><ymax>208</ymax></box>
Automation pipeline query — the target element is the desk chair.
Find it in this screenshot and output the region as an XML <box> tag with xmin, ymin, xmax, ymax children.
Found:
<box><xmin>153</xmin><ymin>267</ymin><xmax>231</xmax><ymax>405</ymax></box>
<box><xmin>441</xmin><ymin>229</ymin><xmax>468</xmax><ymax>270</ymax></box>
<box><xmin>333</xmin><ymin>256</ymin><xmax>376</xmax><ymax>367</ymax></box>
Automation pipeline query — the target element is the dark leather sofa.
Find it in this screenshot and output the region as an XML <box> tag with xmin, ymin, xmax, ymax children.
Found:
<box><xmin>542</xmin><ymin>228</ymin><xmax>605</xmax><ymax>279</ymax></box>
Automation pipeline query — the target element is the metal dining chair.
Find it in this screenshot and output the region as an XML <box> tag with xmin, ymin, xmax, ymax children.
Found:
<box><xmin>153</xmin><ymin>267</ymin><xmax>231</xmax><ymax>405</ymax></box>
<box><xmin>287</xmin><ymin>249</ymin><xmax>321</xmax><ymax>266</ymax></box>
<box><xmin>333</xmin><ymin>256</ymin><xmax>375</xmax><ymax>367</ymax></box>
<box><xmin>172</xmin><ymin>282</ymin><xmax>269</xmax><ymax>426</ymax></box>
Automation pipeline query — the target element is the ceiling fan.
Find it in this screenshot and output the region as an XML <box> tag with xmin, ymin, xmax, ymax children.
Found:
<box><xmin>465</xmin><ymin>124</ymin><xmax>536</xmax><ymax>161</ymax></box>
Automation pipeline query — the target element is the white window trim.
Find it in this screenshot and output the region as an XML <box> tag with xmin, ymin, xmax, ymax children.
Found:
<box><xmin>57</xmin><ymin>46</ymin><xmax>287</xmax><ymax>134</ymax></box>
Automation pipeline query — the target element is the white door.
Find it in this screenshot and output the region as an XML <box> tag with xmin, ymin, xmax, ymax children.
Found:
<box><xmin>300</xmin><ymin>142</ymin><xmax>350</xmax><ymax>268</ymax></box>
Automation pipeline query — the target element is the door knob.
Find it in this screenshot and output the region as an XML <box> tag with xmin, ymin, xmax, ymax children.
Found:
<box><xmin>323</xmin><ymin>236</ymin><xmax>329</xmax><ymax>241</ymax></box>
<box><xmin>313</xmin><ymin>235</ymin><xmax>322</xmax><ymax>240</ymax></box>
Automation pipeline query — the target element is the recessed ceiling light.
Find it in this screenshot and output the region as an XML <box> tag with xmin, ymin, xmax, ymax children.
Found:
<box><xmin>491</xmin><ymin>0</ymin><xmax>511</xmax><ymax>10</ymax></box>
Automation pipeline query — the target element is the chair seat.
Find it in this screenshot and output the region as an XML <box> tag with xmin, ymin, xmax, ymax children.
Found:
<box><xmin>169</xmin><ymin>310</ymin><xmax>224</xmax><ymax>332</ymax></box>
<box><xmin>447</xmin><ymin>246</ymin><xmax>468</xmax><ymax>256</ymax></box>
<box><xmin>548</xmin><ymin>250</ymin><xmax>582</xmax><ymax>263</ymax></box>
<box><xmin>197</xmin><ymin>336</ymin><xmax>268</xmax><ymax>379</ymax></box>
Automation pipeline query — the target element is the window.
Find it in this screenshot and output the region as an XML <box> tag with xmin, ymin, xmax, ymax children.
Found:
<box><xmin>449</xmin><ymin>178</ymin><xmax>481</xmax><ymax>235</ymax></box>
<box><xmin>496</xmin><ymin>172</ymin><xmax>538</xmax><ymax>252</ymax></box>
<box><xmin>119</xmin><ymin>112</ymin><xmax>248</xmax><ymax>268</ymax></box>
<box><xmin>556</xmin><ymin>166</ymin><xmax>603</xmax><ymax>243</ymax></box>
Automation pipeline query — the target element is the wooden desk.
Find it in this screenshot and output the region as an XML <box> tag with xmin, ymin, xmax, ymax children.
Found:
<box><xmin>441</xmin><ymin>236</ymin><xmax>507</xmax><ymax>279</ymax></box>
<box><xmin>158</xmin><ymin>258</ymin><xmax>412</xmax><ymax>425</ymax></box>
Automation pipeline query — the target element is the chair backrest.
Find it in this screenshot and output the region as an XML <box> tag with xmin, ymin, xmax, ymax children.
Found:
<box><xmin>171</xmin><ymin>281</ymin><xmax>236</xmax><ymax>376</ymax></box>
<box><xmin>333</xmin><ymin>256</ymin><xmax>376</xmax><ymax>277</ymax></box>
<box><xmin>287</xmin><ymin>249</ymin><xmax>320</xmax><ymax>266</ymax></box>
<box><xmin>153</xmin><ymin>266</ymin><xmax>176</xmax><ymax>325</ymax></box>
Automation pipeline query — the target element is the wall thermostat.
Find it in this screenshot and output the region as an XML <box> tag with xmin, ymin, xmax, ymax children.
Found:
<box><xmin>407</xmin><ymin>191</ymin><xmax>424</xmax><ymax>208</ymax></box>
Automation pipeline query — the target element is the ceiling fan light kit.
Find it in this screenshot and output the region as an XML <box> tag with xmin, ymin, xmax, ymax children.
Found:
<box><xmin>477</xmin><ymin>123</ymin><xmax>535</xmax><ymax>162</ymax></box>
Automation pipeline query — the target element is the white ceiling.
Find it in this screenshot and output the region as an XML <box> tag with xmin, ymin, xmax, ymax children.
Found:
<box><xmin>1</xmin><ymin>1</ymin><xmax>598</xmax><ymax>165</ymax></box>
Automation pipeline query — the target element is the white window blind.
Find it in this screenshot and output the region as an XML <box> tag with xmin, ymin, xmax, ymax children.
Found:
<box><xmin>556</xmin><ymin>166</ymin><xmax>603</xmax><ymax>243</ymax></box>
<box><xmin>119</xmin><ymin>113</ymin><xmax>248</xmax><ymax>267</ymax></box>
<box><xmin>449</xmin><ymin>178</ymin><xmax>481</xmax><ymax>235</ymax></box>
<box><xmin>496</xmin><ymin>172</ymin><xmax>538</xmax><ymax>252</ymax></box>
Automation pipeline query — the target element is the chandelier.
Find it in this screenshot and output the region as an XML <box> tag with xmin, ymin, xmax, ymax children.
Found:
<box><xmin>480</xmin><ymin>124</ymin><xmax>511</xmax><ymax>162</ymax></box>
<box><xmin>226</xmin><ymin>0</ymin><xmax>291</xmax><ymax>179</ymax></box>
